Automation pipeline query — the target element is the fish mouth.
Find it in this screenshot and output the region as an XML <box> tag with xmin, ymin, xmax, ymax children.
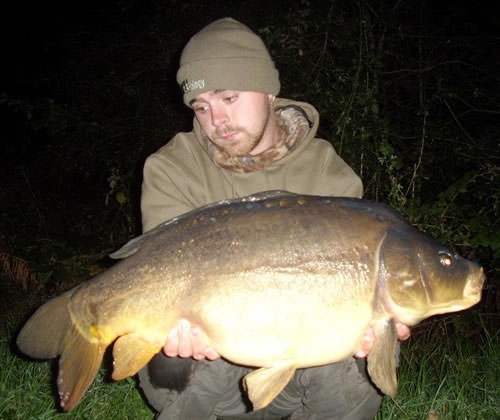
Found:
<box><xmin>463</xmin><ymin>267</ymin><xmax>485</xmax><ymax>302</ymax></box>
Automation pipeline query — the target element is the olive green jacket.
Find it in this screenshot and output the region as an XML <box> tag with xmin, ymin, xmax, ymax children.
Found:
<box><xmin>141</xmin><ymin>98</ymin><xmax>362</xmax><ymax>232</ymax></box>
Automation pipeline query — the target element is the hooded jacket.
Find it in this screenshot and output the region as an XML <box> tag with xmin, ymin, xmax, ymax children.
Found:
<box><xmin>141</xmin><ymin>98</ymin><xmax>362</xmax><ymax>232</ymax></box>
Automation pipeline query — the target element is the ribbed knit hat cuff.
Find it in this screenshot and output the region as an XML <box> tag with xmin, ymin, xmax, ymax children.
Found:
<box><xmin>178</xmin><ymin>59</ymin><xmax>280</xmax><ymax>106</ymax></box>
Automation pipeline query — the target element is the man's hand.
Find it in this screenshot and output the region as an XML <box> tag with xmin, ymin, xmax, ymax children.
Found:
<box><xmin>354</xmin><ymin>322</ymin><xmax>410</xmax><ymax>358</ymax></box>
<box><xmin>163</xmin><ymin>319</ymin><xmax>220</xmax><ymax>360</ymax></box>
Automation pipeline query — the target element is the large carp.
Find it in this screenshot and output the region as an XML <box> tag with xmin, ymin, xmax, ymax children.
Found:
<box><xmin>17</xmin><ymin>191</ymin><xmax>484</xmax><ymax>411</ymax></box>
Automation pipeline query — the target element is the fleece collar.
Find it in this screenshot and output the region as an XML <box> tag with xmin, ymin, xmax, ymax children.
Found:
<box><xmin>200</xmin><ymin>105</ymin><xmax>312</xmax><ymax>173</ymax></box>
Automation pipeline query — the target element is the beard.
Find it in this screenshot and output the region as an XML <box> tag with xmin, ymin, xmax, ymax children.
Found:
<box><xmin>212</xmin><ymin>125</ymin><xmax>264</xmax><ymax>156</ymax></box>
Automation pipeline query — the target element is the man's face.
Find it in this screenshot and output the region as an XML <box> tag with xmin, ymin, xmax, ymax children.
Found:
<box><xmin>191</xmin><ymin>90</ymin><xmax>277</xmax><ymax>156</ymax></box>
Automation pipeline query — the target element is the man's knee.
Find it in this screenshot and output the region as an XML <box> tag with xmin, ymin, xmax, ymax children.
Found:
<box><xmin>139</xmin><ymin>356</ymin><xmax>252</xmax><ymax>419</ymax></box>
<box><xmin>147</xmin><ymin>352</ymin><xmax>193</xmax><ymax>390</ymax></box>
<box><xmin>292</xmin><ymin>358</ymin><xmax>382</xmax><ymax>419</ymax></box>
<box><xmin>138</xmin><ymin>359</ymin><xmax>180</xmax><ymax>413</ymax></box>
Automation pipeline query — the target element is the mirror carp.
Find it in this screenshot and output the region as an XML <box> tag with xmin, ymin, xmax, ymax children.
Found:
<box><xmin>17</xmin><ymin>191</ymin><xmax>485</xmax><ymax>411</ymax></box>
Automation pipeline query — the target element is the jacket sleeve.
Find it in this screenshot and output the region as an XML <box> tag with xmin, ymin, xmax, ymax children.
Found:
<box><xmin>304</xmin><ymin>139</ymin><xmax>363</xmax><ymax>199</ymax></box>
<box><xmin>141</xmin><ymin>151</ymin><xmax>200</xmax><ymax>232</ymax></box>
<box><xmin>322</xmin><ymin>146</ymin><xmax>363</xmax><ymax>198</ymax></box>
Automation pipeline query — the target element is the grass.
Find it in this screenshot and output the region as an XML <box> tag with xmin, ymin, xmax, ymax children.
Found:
<box><xmin>1</xmin><ymin>312</ymin><xmax>498</xmax><ymax>419</ymax></box>
<box><xmin>375</xmin><ymin>313</ymin><xmax>500</xmax><ymax>420</ymax></box>
<box><xmin>0</xmin><ymin>329</ymin><xmax>154</xmax><ymax>419</ymax></box>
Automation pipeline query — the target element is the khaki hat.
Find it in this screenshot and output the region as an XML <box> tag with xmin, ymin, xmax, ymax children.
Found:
<box><xmin>177</xmin><ymin>17</ymin><xmax>280</xmax><ymax>106</ymax></box>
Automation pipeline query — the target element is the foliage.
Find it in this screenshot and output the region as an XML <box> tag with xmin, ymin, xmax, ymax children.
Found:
<box><xmin>0</xmin><ymin>252</ymin><xmax>36</xmax><ymax>291</ymax></box>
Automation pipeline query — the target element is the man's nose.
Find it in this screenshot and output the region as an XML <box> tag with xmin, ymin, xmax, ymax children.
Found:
<box><xmin>211</xmin><ymin>106</ymin><xmax>229</xmax><ymax>127</ymax></box>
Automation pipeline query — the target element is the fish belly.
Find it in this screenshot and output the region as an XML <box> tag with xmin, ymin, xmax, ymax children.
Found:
<box><xmin>192</xmin><ymin>286</ymin><xmax>373</xmax><ymax>368</ymax></box>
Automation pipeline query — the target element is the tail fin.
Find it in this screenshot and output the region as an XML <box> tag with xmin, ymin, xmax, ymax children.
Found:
<box><xmin>17</xmin><ymin>292</ymin><xmax>104</xmax><ymax>411</ymax></box>
<box><xmin>17</xmin><ymin>292</ymin><xmax>73</xmax><ymax>358</ymax></box>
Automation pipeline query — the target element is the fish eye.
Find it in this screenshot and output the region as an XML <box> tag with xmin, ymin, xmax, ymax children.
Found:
<box><xmin>439</xmin><ymin>252</ymin><xmax>453</xmax><ymax>267</ymax></box>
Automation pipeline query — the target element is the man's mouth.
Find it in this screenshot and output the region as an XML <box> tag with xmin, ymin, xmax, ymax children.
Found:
<box><xmin>219</xmin><ymin>132</ymin><xmax>238</xmax><ymax>142</ymax></box>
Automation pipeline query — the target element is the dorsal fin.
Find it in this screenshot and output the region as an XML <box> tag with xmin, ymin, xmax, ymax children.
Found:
<box><xmin>110</xmin><ymin>190</ymin><xmax>298</xmax><ymax>259</ymax></box>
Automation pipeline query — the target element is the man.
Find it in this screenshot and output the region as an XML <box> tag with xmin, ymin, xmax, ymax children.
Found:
<box><xmin>138</xmin><ymin>17</ymin><xmax>409</xmax><ymax>419</ymax></box>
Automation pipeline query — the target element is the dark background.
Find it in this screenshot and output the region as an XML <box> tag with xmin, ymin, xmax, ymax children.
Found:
<box><xmin>1</xmin><ymin>0</ymin><xmax>499</xmax><ymax>324</ymax></box>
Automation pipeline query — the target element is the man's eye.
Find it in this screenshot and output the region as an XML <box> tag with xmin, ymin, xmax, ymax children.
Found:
<box><xmin>224</xmin><ymin>95</ymin><xmax>238</xmax><ymax>103</ymax></box>
<box><xmin>194</xmin><ymin>106</ymin><xmax>208</xmax><ymax>113</ymax></box>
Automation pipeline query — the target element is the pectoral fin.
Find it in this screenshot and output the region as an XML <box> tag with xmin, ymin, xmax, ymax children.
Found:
<box><xmin>367</xmin><ymin>319</ymin><xmax>398</xmax><ymax>398</ymax></box>
<box><xmin>242</xmin><ymin>362</ymin><xmax>296</xmax><ymax>410</ymax></box>
<box><xmin>112</xmin><ymin>334</ymin><xmax>162</xmax><ymax>380</ymax></box>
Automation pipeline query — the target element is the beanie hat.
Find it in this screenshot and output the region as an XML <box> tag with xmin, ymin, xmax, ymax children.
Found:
<box><xmin>177</xmin><ymin>17</ymin><xmax>280</xmax><ymax>107</ymax></box>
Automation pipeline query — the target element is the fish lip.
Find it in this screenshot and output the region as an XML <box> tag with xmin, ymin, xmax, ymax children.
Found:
<box><xmin>463</xmin><ymin>269</ymin><xmax>485</xmax><ymax>301</ymax></box>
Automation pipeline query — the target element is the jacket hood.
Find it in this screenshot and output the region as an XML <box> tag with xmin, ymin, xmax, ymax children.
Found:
<box><xmin>192</xmin><ymin>98</ymin><xmax>321</xmax><ymax>172</ymax></box>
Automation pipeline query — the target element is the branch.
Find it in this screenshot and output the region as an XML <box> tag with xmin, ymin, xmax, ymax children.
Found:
<box><xmin>382</xmin><ymin>60</ymin><xmax>481</xmax><ymax>75</ymax></box>
<box><xmin>442</xmin><ymin>98</ymin><xmax>477</xmax><ymax>144</ymax></box>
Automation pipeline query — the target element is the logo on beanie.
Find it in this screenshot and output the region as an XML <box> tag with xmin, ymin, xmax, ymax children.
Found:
<box><xmin>181</xmin><ymin>79</ymin><xmax>205</xmax><ymax>94</ymax></box>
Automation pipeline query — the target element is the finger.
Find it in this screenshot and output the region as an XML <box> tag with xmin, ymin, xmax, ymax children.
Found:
<box><xmin>203</xmin><ymin>348</ymin><xmax>221</xmax><ymax>360</ymax></box>
<box><xmin>396</xmin><ymin>323</ymin><xmax>411</xmax><ymax>341</ymax></box>
<box><xmin>163</xmin><ymin>327</ymin><xmax>180</xmax><ymax>357</ymax></box>
<box><xmin>190</xmin><ymin>327</ymin><xmax>208</xmax><ymax>360</ymax></box>
<box><xmin>190</xmin><ymin>327</ymin><xmax>221</xmax><ymax>360</ymax></box>
<box><xmin>177</xmin><ymin>319</ymin><xmax>194</xmax><ymax>358</ymax></box>
<box><xmin>354</xmin><ymin>326</ymin><xmax>374</xmax><ymax>358</ymax></box>
<box><xmin>354</xmin><ymin>348</ymin><xmax>367</xmax><ymax>358</ymax></box>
